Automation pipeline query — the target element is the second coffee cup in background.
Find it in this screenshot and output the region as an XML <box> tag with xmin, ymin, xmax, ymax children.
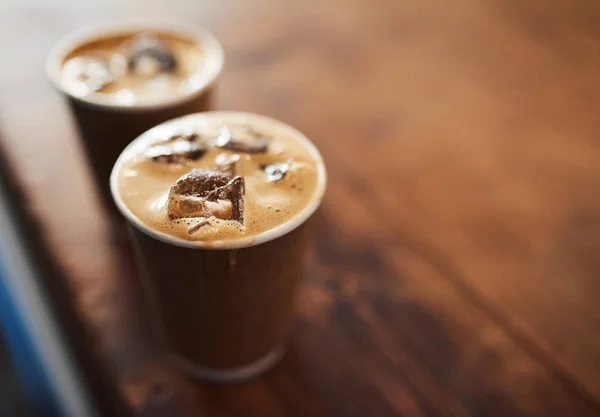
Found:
<box><xmin>47</xmin><ymin>22</ymin><xmax>224</xmax><ymax>215</ymax></box>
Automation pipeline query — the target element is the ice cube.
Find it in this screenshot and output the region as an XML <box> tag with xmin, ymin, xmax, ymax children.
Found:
<box><xmin>145</xmin><ymin>131</ymin><xmax>206</xmax><ymax>164</ymax></box>
<box><xmin>167</xmin><ymin>170</ymin><xmax>244</xmax><ymax>225</ymax></box>
<box><xmin>214</xmin><ymin>127</ymin><xmax>269</xmax><ymax>154</ymax></box>
<box><xmin>127</xmin><ymin>33</ymin><xmax>177</xmax><ymax>76</ymax></box>
<box><xmin>214</xmin><ymin>153</ymin><xmax>241</xmax><ymax>176</ymax></box>
<box><xmin>205</xmin><ymin>199</ymin><xmax>233</xmax><ymax>220</ymax></box>
<box><xmin>170</xmin><ymin>169</ymin><xmax>231</xmax><ymax>197</ymax></box>
<box><xmin>165</xmin><ymin>130</ymin><xmax>200</xmax><ymax>143</ymax></box>
<box><xmin>168</xmin><ymin>193</ymin><xmax>207</xmax><ymax>219</ymax></box>
<box><xmin>63</xmin><ymin>55</ymin><xmax>113</xmax><ymax>94</ymax></box>
<box><xmin>145</xmin><ymin>141</ymin><xmax>207</xmax><ymax>164</ymax></box>
<box><xmin>261</xmin><ymin>162</ymin><xmax>290</xmax><ymax>182</ymax></box>
<box><xmin>206</xmin><ymin>176</ymin><xmax>245</xmax><ymax>224</ymax></box>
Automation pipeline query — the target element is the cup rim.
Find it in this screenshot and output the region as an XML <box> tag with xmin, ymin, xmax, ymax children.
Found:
<box><xmin>46</xmin><ymin>20</ymin><xmax>224</xmax><ymax>112</ymax></box>
<box><xmin>110</xmin><ymin>111</ymin><xmax>327</xmax><ymax>250</ymax></box>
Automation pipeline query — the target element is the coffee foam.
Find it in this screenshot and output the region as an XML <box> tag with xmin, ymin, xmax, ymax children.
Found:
<box><xmin>112</xmin><ymin>112</ymin><xmax>324</xmax><ymax>243</ymax></box>
<box><xmin>48</xmin><ymin>23</ymin><xmax>223</xmax><ymax>108</ymax></box>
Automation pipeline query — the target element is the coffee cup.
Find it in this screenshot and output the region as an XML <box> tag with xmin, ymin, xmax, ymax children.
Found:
<box><xmin>110</xmin><ymin>111</ymin><xmax>326</xmax><ymax>382</ymax></box>
<box><xmin>47</xmin><ymin>21</ymin><xmax>224</xmax><ymax>215</ymax></box>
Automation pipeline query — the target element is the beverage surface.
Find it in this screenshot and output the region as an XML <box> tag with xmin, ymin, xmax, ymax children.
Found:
<box><xmin>59</xmin><ymin>30</ymin><xmax>212</xmax><ymax>106</ymax></box>
<box><xmin>113</xmin><ymin>112</ymin><xmax>324</xmax><ymax>243</ymax></box>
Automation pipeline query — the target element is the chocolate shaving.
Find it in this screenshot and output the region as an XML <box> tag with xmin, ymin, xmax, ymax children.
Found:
<box><xmin>214</xmin><ymin>127</ymin><xmax>269</xmax><ymax>154</ymax></box>
<box><xmin>206</xmin><ymin>176</ymin><xmax>245</xmax><ymax>224</ymax></box>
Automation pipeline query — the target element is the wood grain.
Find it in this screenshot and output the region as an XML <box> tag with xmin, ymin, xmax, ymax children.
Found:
<box><xmin>1</xmin><ymin>0</ymin><xmax>600</xmax><ymax>415</ymax></box>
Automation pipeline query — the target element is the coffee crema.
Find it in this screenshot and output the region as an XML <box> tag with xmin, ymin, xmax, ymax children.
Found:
<box><xmin>59</xmin><ymin>29</ymin><xmax>215</xmax><ymax>106</ymax></box>
<box><xmin>112</xmin><ymin>112</ymin><xmax>324</xmax><ymax>243</ymax></box>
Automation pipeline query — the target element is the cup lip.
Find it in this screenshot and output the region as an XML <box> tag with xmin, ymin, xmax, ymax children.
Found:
<box><xmin>110</xmin><ymin>111</ymin><xmax>327</xmax><ymax>250</ymax></box>
<box><xmin>46</xmin><ymin>20</ymin><xmax>224</xmax><ymax>112</ymax></box>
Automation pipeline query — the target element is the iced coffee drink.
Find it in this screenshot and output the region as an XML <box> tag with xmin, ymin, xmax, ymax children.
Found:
<box><xmin>47</xmin><ymin>22</ymin><xmax>223</xmax><ymax>215</ymax></box>
<box><xmin>111</xmin><ymin>111</ymin><xmax>326</xmax><ymax>382</ymax></box>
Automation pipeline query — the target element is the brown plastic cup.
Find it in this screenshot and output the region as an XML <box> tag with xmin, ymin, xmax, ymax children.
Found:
<box><xmin>110</xmin><ymin>112</ymin><xmax>327</xmax><ymax>383</ymax></box>
<box><xmin>46</xmin><ymin>22</ymin><xmax>224</xmax><ymax>215</ymax></box>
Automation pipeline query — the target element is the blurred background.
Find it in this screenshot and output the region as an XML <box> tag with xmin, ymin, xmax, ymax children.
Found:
<box><xmin>2</xmin><ymin>0</ymin><xmax>600</xmax><ymax>416</ymax></box>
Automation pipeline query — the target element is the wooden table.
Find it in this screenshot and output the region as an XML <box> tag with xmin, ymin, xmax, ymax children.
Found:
<box><xmin>2</xmin><ymin>0</ymin><xmax>600</xmax><ymax>415</ymax></box>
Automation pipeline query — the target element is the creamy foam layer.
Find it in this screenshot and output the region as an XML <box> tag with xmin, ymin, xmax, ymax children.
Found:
<box><xmin>60</xmin><ymin>30</ymin><xmax>210</xmax><ymax>106</ymax></box>
<box><xmin>113</xmin><ymin>112</ymin><xmax>323</xmax><ymax>243</ymax></box>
